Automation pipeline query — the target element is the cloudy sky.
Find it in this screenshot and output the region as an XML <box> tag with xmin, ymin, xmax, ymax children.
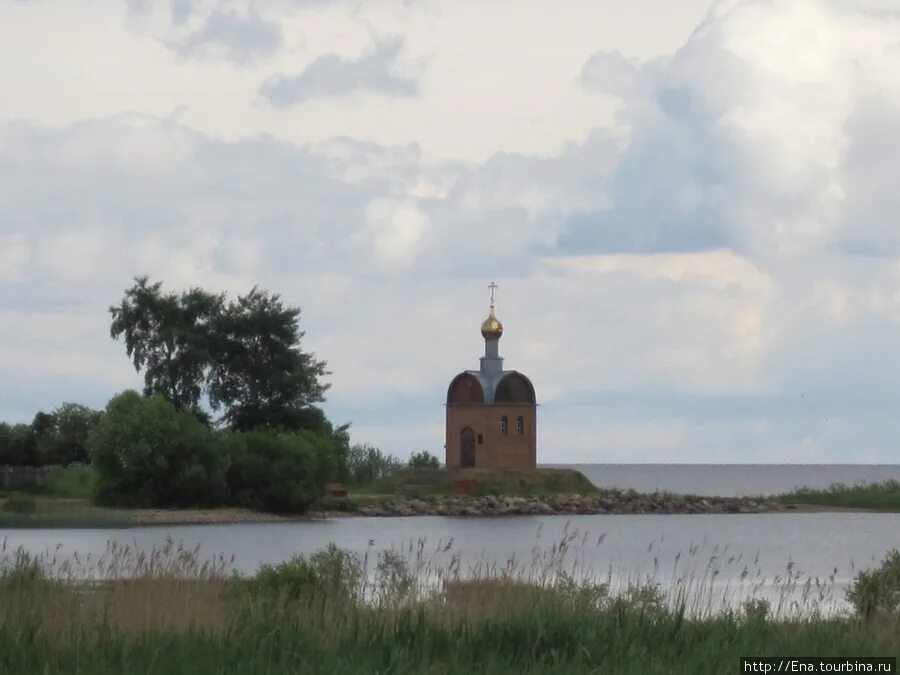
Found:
<box><xmin>2</xmin><ymin>0</ymin><xmax>900</xmax><ymax>463</ymax></box>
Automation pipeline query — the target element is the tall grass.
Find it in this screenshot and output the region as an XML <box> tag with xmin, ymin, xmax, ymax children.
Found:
<box><xmin>0</xmin><ymin>533</ymin><xmax>897</xmax><ymax>674</ymax></box>
<box><xmin>776</xmin><ymin>480</ymin><xmax>900</xmax><ymax>510</ymax></box>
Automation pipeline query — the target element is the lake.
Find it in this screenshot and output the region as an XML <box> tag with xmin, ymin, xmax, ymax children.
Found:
<box><xmin>3</xmin><ymin>512</ymin><xmax>899</xmax><ymax>617</ymax></box>
<box><xmin>3</xmin><ymin>465</ymin><xmax>900</xmax><ymax>616</ymax></box>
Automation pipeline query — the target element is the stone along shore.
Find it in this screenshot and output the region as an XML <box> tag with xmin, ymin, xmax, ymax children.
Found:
<box><xmin>327</xmin><ymin>491</ymin><xmax>785</xmax><ymax>518</ymax></box>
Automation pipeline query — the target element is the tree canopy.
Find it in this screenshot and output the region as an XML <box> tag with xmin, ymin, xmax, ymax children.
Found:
<box><xmin>109</xmin><ymin>277</ymin><xmax>223</xmax><ymax>417</ymax></box>
<box><xmin>0</xmin><ymin>403</ymin><xmax>101</xmax><ymax>467</ymax></box>
<box><xmin>109</xmin><ymin>278</ymin><xmax>329</xmax><ymax>433</ymax></box>
<box><xmin>208</xmin><ymin>287</ymin><xmax>329</xmax><ymax>432</ymax></box>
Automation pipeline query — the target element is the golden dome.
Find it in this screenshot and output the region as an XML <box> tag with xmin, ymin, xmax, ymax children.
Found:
<box><xmin>481</xmin><ymin>307</ymin><xmax>503</xmax><ymax>340</ymax></box>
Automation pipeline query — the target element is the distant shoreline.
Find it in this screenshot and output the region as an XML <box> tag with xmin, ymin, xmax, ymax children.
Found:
<box><xmin>6</xmin><ymin>466</ymin><xmax>900</xmax><ymax>528</ymax></box>
<box><xmin>312</xmin><ymin>493</ymin><xmax>900</xmax><ymax>519</ymax></box>
<box><xmin>2</xmin><ymin>494</ymin><xmax>896</xmax><ymax>529</ymax></box>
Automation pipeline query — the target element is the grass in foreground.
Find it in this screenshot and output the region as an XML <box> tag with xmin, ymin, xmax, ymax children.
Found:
<box><xmin>775</xmin><ymin>480</ymin><xmax>900</xmax><ymax>511</ymax></box>
<box><xmin>1</xmin><ymin>536</ymin><xmax>899</xmax><ymax>674</ymax></box>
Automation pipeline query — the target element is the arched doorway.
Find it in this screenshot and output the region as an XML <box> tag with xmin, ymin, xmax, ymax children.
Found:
<box><xmin>460</xmin><ymin>427</ymin><xmax>476</xmax><ymax>468</ymax></box>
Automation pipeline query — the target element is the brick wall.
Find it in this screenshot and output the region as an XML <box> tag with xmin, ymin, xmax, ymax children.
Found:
<box><xmin>445</xmin><ymin>404</ymin><xmax>536</xmax><ymax>469</ymax></box>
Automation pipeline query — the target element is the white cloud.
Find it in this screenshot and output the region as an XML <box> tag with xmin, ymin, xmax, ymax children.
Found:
<box><xmin>509</xmin><ymin>253</ymin><xmax>777</xmax><ymax>398</ymax></box>
<box><xmin>260</xmin><ymin>38</ymin><xmax>417</xmax><ymax>105</ymax></box>
<box><xmin>574</xmin><ymin>0</ymin><xmax>900</xmax><ymax>257</ymax></box>
<box><xmin>126</xmin><ymin>1</ymin><xmax>283</xmax><ymax>64</ymax></box>
<box><xmin>2</xmin><ymin>0</ymin><xmax>900</xmax><ymax>463</ymax></box>
<box><xmin>0</xmin><ymin>235</ymin><xmax>30</xmax><ymax>282</ymax></box>
<box><xmin>0</xmin><ymin>0</ymin><xmax>708</xmax><ymax>162</ymax></box>
<box><xmin>361</xmin><ymin>198</ymin><xmax>430</xmax><ymax>269</ymax></box>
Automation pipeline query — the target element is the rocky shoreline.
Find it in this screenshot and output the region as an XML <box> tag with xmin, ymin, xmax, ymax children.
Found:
<box><xmin>321</xmin><ymin>491</ymin><xmax>788</xmax><ymax>518</ymax></box>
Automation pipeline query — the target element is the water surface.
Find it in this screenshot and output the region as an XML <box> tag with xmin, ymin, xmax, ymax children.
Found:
<box><xmin>6</xmin><ymin>464</ymin><xmax>900</xmax><ymax>616</ymax></box>
<box><xmin>3</xmin><ymin>512</ymin><xmax>898</xmax><ymax>616</ymax></box>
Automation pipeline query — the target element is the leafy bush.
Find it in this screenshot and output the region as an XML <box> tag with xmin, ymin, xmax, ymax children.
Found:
<box><xmin>741</xmin><ymin>598</ymin><xmax>770</xmax><ymax>622</ymax></box>
<box><xmin>342</xmin><ymin>443</ymin><xmax>402</xmax><ymax>486</ymax></box>
<box><xmin>2</xmin><ymin>493</ymin><xmax>37</xmax><ymax>515</ymax></box>
<box><xmin>223</xmin><ymin>430</ymin><xmax>332</xmax><ymax>513</ymax></box>
<box><xmin>42</xmin><ymin>464</ymin><xmax>98</xmax><ymax>500</ymax></box>
<box><xmin>249</xmin><ymin>544</ymin><xmax>363</xmax><ymax>601</ymax></box>
<box><xmin>88</xmin><ymin>391</ymin><xmax>228</xmax><ymax>508</ymax></box>
<box><xmin>250</xmin><ymin>556</ymin><xmax>318</xmax><ymax>598</ymax></box>
<box><xmin>553</xmin><ymin>571</ymin><xmax>610</xmax><ymax>610</ymax></box>
<box><xmin>847</xmin><ymin>549</ymin><xmax>900</xmax><ymax>620</ymax></box>
<box><xmin>609</xmin><ymin>583</ymin><xmax>665</xmax><ymax>614</ymax></box>
<box><xmin>408</xmin><ymin>450</ymin><xmax>440</xmax><ymax>469</ymax></box>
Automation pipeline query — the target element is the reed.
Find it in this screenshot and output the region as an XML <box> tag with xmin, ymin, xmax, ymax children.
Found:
<box><xmin>0</xmin><ymin>532</ymin><xmax>897</xmax><ymax>674</ymax></box>
<box><xmin>776</xmin><ymin>480</ymin><xmax>900</xmax><ymax>510</ymax></box>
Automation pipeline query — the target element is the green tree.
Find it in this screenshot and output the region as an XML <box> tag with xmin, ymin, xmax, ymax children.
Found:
<box><xmin>31</xmin><ymin>410</ymin><xmax>59</xmax><ymax>466</ymax></box>
<box><xmin>31</xmin><ymin>403</ymin><xmax>102</xmax><ymax>466</ymax></box>
<box><xmin>208</xmin><ymin>287</ymin><xmax>329</xmax><ymax>432</ymax></box>
<box><xmin>31</xmin><ymin>412</ymin><xmax>55</xmax><ymax>441</ymax></box>
<box><xmin>343</xmin><ymin>443</ymin><xmax>402</xmax><ymax>486</ymax></box>
<box><xmin>328</xmin><ymin>422</ymin><xmax>353</xmax><ymax>483</ymax></box>
<box><xmin>109</xmin><ymin>277</ymin><xmax>223</xmax><ymax>418</ymax></box>
<box><xmin>0</xmin><ymin>422</ymin><xmax>9</xmax><ymax>464</ymax></box>
<box><xmin>223</xmin><ymin>429</ymin><xmax>334</xmax><ymax>513</ymax></box>
<box><xmin>51</xmin><ymin>403</ymin><xmax>103</xmax><ymax>465</ymax></box>
<box><xmin>109</xmin><ymin>279</ymin><xmax>329</xmax><ymax>433</ymax></box>
<box><xmin>0</xmin><ymin>423</ymin><xmax>36</xmax><ymax>466</ymax></box>
<box><xmin>408</xmin><ymin>450</ymin><xmax>440</xmax><ymax>469</ymax></box>
<box><xmin>88</xmin><ymin>391</ymin><xmax>227</xmax><ymax>507</ymax></box>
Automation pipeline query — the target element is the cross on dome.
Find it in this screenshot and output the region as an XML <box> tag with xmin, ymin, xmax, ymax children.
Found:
<box><xmin>481</xmin><ymin>281</ymin><xmax>503</xmax><ymax>340</ymax></box>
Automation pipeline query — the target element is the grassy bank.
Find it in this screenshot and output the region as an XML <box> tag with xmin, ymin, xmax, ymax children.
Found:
<box><xmin>0</xmin><ymin>493</ymin><xmax>297</xmax><ymax>528</ymax></box>
<box><xmin>0</xmin><ymin>496</ymin><xmax>131</xmax><ymax>528</ymax></box>
<box><xmin>775</xmin><ymin>481</ymin><xmax>900</xmax><ymax>511</ymax></box>
<box><xmin>354</xmin><ymin>467</ymin><xmax>599</xmax><ymax>497</ymax></box>
<box><xmin>7</xmin><ymin>469</ymin><xmax>900</xmax><ymax>529</ymax></box>
<box><xmin>1</xmin><ymin>466</ymin><xmax>604</xmax><ymax>528</ymax></box>
<box><xmin>1</xmin><ymin>539</ymin><xmax>898</xmax><ymax>675</ymax></box>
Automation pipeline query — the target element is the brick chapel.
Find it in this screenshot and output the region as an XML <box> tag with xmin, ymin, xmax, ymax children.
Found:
<box><xmin>445</xmin><ymin>284</ymin><xmax>537</xmax><ymax>469</ymax></box>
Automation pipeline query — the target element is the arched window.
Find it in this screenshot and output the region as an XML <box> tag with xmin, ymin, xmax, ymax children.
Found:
<box><xmin>500</xmin><ymin>416</ymin><xmax>508</xmax><ymax>434</ymax></box>
<box><xmin>516</xmin><ymin>416</ymin><xmax>524</xmax><ymax>434</ymax></box>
